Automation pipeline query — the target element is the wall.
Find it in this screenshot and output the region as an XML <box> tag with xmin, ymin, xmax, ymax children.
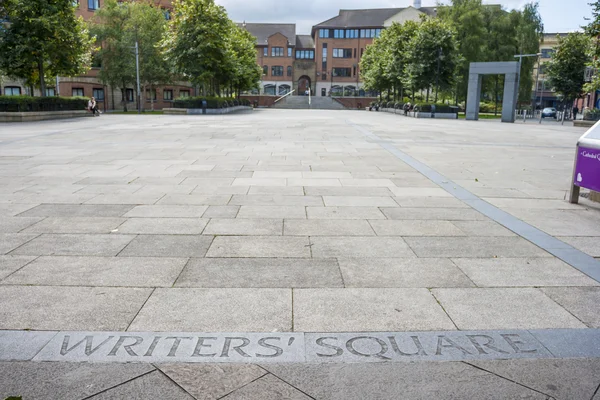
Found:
<box><xmin>334</xmin><ymin>97</ymin><xmax>376</xmax><ymax>109</ymax></box>
<box><xmin>314</xmin><ymin>34</ymin><xmax>373</xmax><ymax>88</ymax></box>
<box><xmin>241</xmin><ymin>95</ymin><xmax>278</xmax><ymax>107</ymax></box>
<box><xmin>259</xmin><ymin>32</ymin><xmax>295</xmax><ymax>91</ymax></box>
<box><xmin>293</xmin><ymin>60</ymin><xmax>317</xmax><ymax>94</ymax></box>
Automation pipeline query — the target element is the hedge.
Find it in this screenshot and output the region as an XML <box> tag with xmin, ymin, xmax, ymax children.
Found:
<box><xmin>173</xmin><ymin>96</ymin><xmax>251</xmax><ymax>109</ymax></box>
<box><xmin>413</xmin><ymin>103</ymin><xmax>459</xmax><ymax>113</ymax></box>
<box><xmin>0</xmin><ymin>95</ymin><xmax>89</xmax><ymax>112</ymax></box>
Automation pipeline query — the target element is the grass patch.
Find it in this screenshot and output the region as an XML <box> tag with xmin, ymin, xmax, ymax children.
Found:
<box><xmin>108</xmin><ymin>110</ymin><xmax>164</xmax><ymax>115</ymax></box>
<box><xmin>458</xmin><ymin>113</ymin><xmax>502</xmax><ymax>120</ymax></box>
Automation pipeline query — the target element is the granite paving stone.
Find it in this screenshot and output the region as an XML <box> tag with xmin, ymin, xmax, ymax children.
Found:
<box><xmin>206</xmin><ymin>236</ymin><xmax>311</xmax><ymax>258</ymax></box>
<box><xmin>369</xmin><ymin>220</ymin><xmax>466</xmax><ymax>236</ymax></box>
<box><xmin>287</xmin><ymin>178</ymin><xmax>342</xmax><ymax>187</ymax></box>
<box><xmin>128</xmin><ymin>288</ymin><xmax>291</xmax><ymax>331</ymax></box>
<box><xmin>157</xmin><ymin>364</ymin><xmax>268</xmax><ymax>400</ymax></box>
<box><xmin>0</xmin><ymin>331</ymin><xmax>57</xmax><ymax>361</ymax></box>
<box><xmin>87</xmin><ymin>371</ymin><xmax>194</xmax><ymax>400</ymax></box>
<box><xmin>0</xmin><ymin>362</ymin><xmax>155</xmax><ymax>400</ymax></box>
<box><xmin>340</xmin><ymin>179</ymin><xmax>395</xmax><ymax>187</ymax></box>
<box><xmin>119</xmin><ymin>235</ymin><xmax>214</xmax><ymax>257</ymax></box>
<box><xmin>158</xmin><ymin>194</ymin><xmax>232</xmax><ymax>206</ymax></box>
<box><xmin>294</xmin><ymin>288</ymin><xmax>455</xmax><ymax>331</ymax></box>
<box><xmin>221</xmin><ymin>374</ymin><xmax>311</xmax><ymax>400</ymax></box>
<box><xmin>9</xmin><ymin>233</ymin><xmax>136</xmax><ymax>256</ymax></box>
<box><xmin>381</xmin><ymin>208</ymin><xmax>486</xmax><ymax>221</ymax></box>
<box><xmin>339</xmin><ymin>258</ymin><xmax>474</xmax><ymax>288</ymax></box>
<box><xmin>0</xmin><ymin>217</ymin><xmax>44</xmax><ymax>233</ymax></box>
<box><xmin>16</xmin><ymin>204</ymin><xmax>134</xmax><ymax>218</ymax></box>
<box><xmin>123</xmin><ymin>205</ymin><xmax>209</xmax><ymax>218</ymax></box>
<box><xmin>310</xmin><ymin>236</ymin><xmax>416</xmax><ymax>258</ymax></box>
<box><xmin>21</xmin><ymin>217</ymin><xmax>126</xmax><ymax>234</ymax></box>
<box><xmin>284</xmin><ymin>219</ymin><xmax>375</xmax><ymax>236</ymax></box>
<box><xmin>232</xmin><ymin>178</ymin><xmax>287</xmax><ymax>186</ymax></box>
<box><xmin>541</xmin><ymin>287</ymin><xmax>600</xmax><ymax>328</ymax></box>
<box><xmin>307</xmin><ymin>206</ymin><xmax>386</xmax><ymax>220</ymax></box>
<box><xmin>2</xmin><ymin>256</ymin><xmax>188</xmax><ymax>287</ymax></box>
<box><xmin>0</xmin><ymin>255</ymin><xmax>36</xmax><ymax>280</ymax></box>
<box><xmin>404</xmin><ymin>237</ymin><xmax>551</xmax><ymax>258</ymax></box>
<box><xmin>432</xmin><ymin>288</ymin><xmax>587</xmax><ymax>330</ymax></box>
<box><xmin>452</xmin><ymin>258</ymin><xmax>599</xmax><ymax>287</ymax></box>
<box><xmin>0</xmin><ymin>203</ymin><xmax>38</xmax><ymax>217</ymax></box>
<box><xmin>203</xmin><ymin>219</ymin><xmax>283</xmax><ymax>236</ymax></box>
<box><xmin>248</xmin><ymin>186</ymin><xmax>305</xmax><ymax>195</ymax></box>
<box><xmin>557</xmin><ymin>236</ymin><xmax>600</xmax><ymax>257</ymax></box>
<box><xmin>0</xmin><ymin>285</ymin><xmax>152</xmax><ymax>330</ymax></box>
<box><xmin>236</xmin><ymin>206</ymin><xmax>307</xmax><ymax>219</ymax></box>
<box><xmin>392</xmin><ymin>197</ymin><xmax>468</xmax><ymax>208</ymax></box>
<box><xmin>229</xmin><ymin>195</ymin><xmax>323</xmax><ymax>206</ymax></box>
<box><xmin>117</xmin><ymin>218</ymin><xmax>209</xmax><ymax>235</ymax></box>
<box><xmin>304</xmin><ymin>187</ymin><xmax>393</xmax><ymax>196</ymax></box>
<box><xmin>202</xmin><ymin>205</ymin><xmax>240</xmax><ymax>218</ymax></box>
<box><xmin>84</xmin><ymin>194</ymin><xmax>163</xmax><ymax>205</ymax></box>
<box><xmin>450</xmin><ymin>221</ymin><xmax>516</xmax><ymax>237</ymax></box>
<box><xmin>389</xmin><ymin>188</ymin><xmax>451</xmax><ymax>197</ymax></box>
<box><xmin>323</xmin><ymin>196</ymin><xmax>398</xmax><ymax>207</ymax></box>
<box><xmin>175</xmin><ymin>258</ymin><xmax>342</xmax><ymax>288</ymax></box>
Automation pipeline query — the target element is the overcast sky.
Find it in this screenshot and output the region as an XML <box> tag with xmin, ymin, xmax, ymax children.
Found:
<box><xmin>215</xmin><ymin>0</ymin><xmax>590</xmax><ymax>35</ymax></box>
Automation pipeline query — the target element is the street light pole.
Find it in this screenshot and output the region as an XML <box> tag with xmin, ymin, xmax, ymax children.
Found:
<box><xmin>135</xmin><ymin>41</ymin><xmax>141</xmax><ymax>114</ymax></box>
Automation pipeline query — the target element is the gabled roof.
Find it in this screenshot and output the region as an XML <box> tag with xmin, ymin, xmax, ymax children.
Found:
<box><xmin>296</xmin><ymin>35</ymin><xmax>315</xmax><ymax>49</ymax></box>
<box><xmin>238</xmin><ymin>23</ymin><xmax>296</xmax><ymax>46</ymax></box>
<box><xmin>313</xmin><ymin>7</ymin><xmax>437</xmax><ymax>30</ymax></box>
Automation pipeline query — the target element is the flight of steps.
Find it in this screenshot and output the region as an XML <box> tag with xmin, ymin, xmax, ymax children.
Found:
<box><xmin>272</xmin><ymin>95</ymin><xmax>346</xmax><ymax>110</ymax></box>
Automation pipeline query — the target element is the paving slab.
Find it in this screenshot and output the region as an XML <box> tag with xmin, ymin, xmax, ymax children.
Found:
<box><xmin>541</xmin><ymin>287</ymin><xmax>600</xmax><ymax>328</ymax></box>
<box><xmin>304</xmin><ymin>187</ymin><xmax>393</xmax><ymax>196</ymax></box>
<box><xmin>236</xmin><ymin>206</ymin><xmax>307</xmax><ymax>219</ymax></box>
<box><xmin>0</xmin><ymin>217</ymin><xmax>44</xmax><ymax>233</ymax></box>
<box><xmin>310</xmin><ymin>236</ymin><xmax>416</xmax><ymax>258</ymax></box>
<box><xmin>369</xmin><ymin>220</ymin><xmax>466</xmax><ymax>236</ymax></box>
<box><xmin>119</xmin><ymin>235</ymin><xmax>214</xmax><ymax>257</ymax></box>
<box><xmin>450</xmin><ymin>220</ymin><xmax>517</xmax><ymax>237</ymax></box>
<box><xmin>0</xmin><ymin>285</ymin><xmax>151</xmax><ymax>330</ymax></box>
<box><xmin>158</xmin><ymin>364</ymin><xmax>267</xmax><ymax>400</ymax></box>
<box><xmin>222</xmin><ymin>373</ymin><xmax>311</xmax><ymax>400</ymax></box>
<box><xmin>128</xmin><ymin>288</ymin><xmax>292</xmax><ymax>332</ymax></box>
<box><xmin>117</xmin><ymin>218</ymin><xmax>209</xmax><ymax>235</ymax></box>
<box><xmin>206</xmin><ymin>236</ymin><xmax>311</xmax><ymax>258</ymax></box>
<box><xmin>307</xmin><ymin>206</ymin><xmax>386</xmax><ymax>220</ymax></box>
<box><xmin>404</xmin><ymin>237</ymin><xmax>551</xmax><ymax>258</ymax></box>
<box><xmin>338</xmin><ymin>258</ymin><xmax>474</xmax><ymax>288</ymax></box>
<box><xmin>16</xmin><ymin>203</ymin><xmax>134</xmax><ymax>218</ymax></box>
<box><xmin>432</xmin><ymin>288</ymin><xmax>587</xmax><ymax>330</ymax></box>
<box><xmin>323</xmin><ymin>196</ymin><xmax>398</xmax><ymax>207</ymax></box>
<box><xmin>21</xmin><ymin>217</ymin><xmax>126</xmax><ymax>234</ymax></box>
<box><xmin>452</xmin><ymin>257</ymin><xmax>599</xmax><ymax>287</ymax></box>
<box><xmin>284</xmin><ymin>219</ymin><xmax>375</xmax><ymax>236</ymax></box>
<box><xmin>293</xmin><ymin>288</ymin><xmax>455</xmax><ymax>332</ymax></box>
<box><xmin>0</xmin><ymin>203</ymin><xmax>38</xmax><ymax>217</ymax></box>
<box><xmin>248</xmin><ymin>186</ymin><xmax>305</xmax><ymax>195</ymax></box>
<box><xmin>203</xmin><ymin>219</ymin><xmax>283</xmax><ymax>236</ymax></box>
<box><xmin>9</xmin><ymin>233</ymin><xmax>136</xmax><ymax>256</ymax></box>
<box><xmin>2</xmin><ymin>256</ymin><xmax>188</xmax><ymax>287</ymax></box>
<box><xmin>557</xmin><ymin>236</ymin><xmax>600</xmax><ymax>257</ymax></box>
<box><xmin>124</xmin><ymin>205</ymin><xmax>209</xmax><ymax>218</ymax></box>
<box><xmin>158</xmin><ymin>194</ymin><xmax>232</xmax><ymax>206</ymax></box>
<box><xmin>175</xmin><ymin>258</ymin><xmax>342</xmax><ymax>288</ymax></box>
<box><xmin>0</xmin><ymin>233</ymin><xmax>39</xmax><ymax>254</ymax></box>
<box><xmin>381</xmin><ymin>208</ymin><xmax>486</xmax><ymax>221</ymax></box>
<box><xmin>88</xmin><ymin>370</ymin><xmax>194</xmax><ymax>400</ymax></box>
<box><xmin>230</xmin><ymin>195</ymin><xmax>323</xmax><ymax>207</ymax></box>
<box><xmin>0</xmin><ymin>362</ymin><xmax>155</xmax><ymax>400</ymax></box>
<box><xmin>0</xmin><ymin>255</ymin><xmax>36</xmax><ymax>280</ymax></box>
<box><xmin>0</xmin><ymin>331</ymin><xmax>57</xmax><ymax>361</ymax></box>
<box><xmin>202</xmin><ymin>205</ymin><xmax>240</xmax><ymax>218</ymax></box>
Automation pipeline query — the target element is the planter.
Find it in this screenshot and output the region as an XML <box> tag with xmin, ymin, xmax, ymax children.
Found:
<box><xmin>0</xmin><ymin>110</ymin><xmax>88</xmax><ymax>123</ymax></box>
<box><xmin>163</xmin><ymin>106</ymin><xmax>253</xmax><ymax>115</ymax></box>
<box><xmin>574</xmin><ymin>120</ymin><xmax>597</xmax><ymax>128</ymax></box>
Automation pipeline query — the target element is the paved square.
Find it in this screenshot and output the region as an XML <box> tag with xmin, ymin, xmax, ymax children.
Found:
<box><xmin>0</xmin><ymin>110</ymin><xmax>599</xmax><ymax>337</ymax></box>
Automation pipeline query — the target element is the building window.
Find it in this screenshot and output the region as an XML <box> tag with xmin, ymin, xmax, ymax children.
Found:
<box><xmin>163</xmin><ymin>89</ymin><xmax>173</xmax><ymax>101</ymax></box>
<box><xmin>288</xmin><ymin>47</ymin><xmax>292</xmax><ymax>57</ymax></box>
<box><xmin>346</xmin><ymin>29</ymin><xmax>359</xmax><ymax>39</ymax></box>
<box><xmin>271</xmin><ymin>47</ymin><xmax>284</xmax><ymax>57</ymax></box>
<box><xmin>332</xmin><ymin>67</ymin><xmax>352</xmax><ymax>77</ymax></box>
<box><xmin>264</xmin><ymin>84</ymin><xmax>276</xmax><ymax>95</ymax></box>
<box><xmin>4</xmin><ymin>86</ymin><xmax>21</xmax><ymax>96</ymax></box>
<box><xmin>354</xmin><ymin>48</ymin><xmax>357</xmax><ymax>58</ymax></box>
<box><xmin>353</xmin><ymin>66</ymin><xmax>357</xmax><ymax>77</ymax></box>
<box><xmin>539</xmin><ymin>64</ymin><xmax>548</xmax><ymax>75</ymax></box>
<box><xmin>263</xmin><ymin>47</ymin><xmax>268</xmax><ymax>57</ymax></box>
<box><xmin>262</xmin><ymin>65</ymin><xmax>268</xmax><ymax>75</ymax></box>
<box><xmin>322</xmin><ymin>44</ymin><xmax>327</xmax><ymax>71</ymax></box>
<box><xmin>271</xmin><ymin>66</ymin><xmax>284</xmax><ymax>76</ymax></box>
<box><xmin>125</xmin><ymin>89</ymin><xmax>134</xmax><ymax>102</ymax></box>
<box><xmin>72</xmin><ymin>88</ymin><xmax>84</xmax><ymax>97</ymax></box>
<box><xmin>146</xmin><ymin>89</ymin><xmax>157</xmax><ymax>101</ymax></box>
<box><xmin>322</xmin><ymin>73</ymin><xmax>327</xmax><ymax>81</ymax></box>
<box><xmin>46</xmin><ymin>88</ymin><xmax>56</xmax><ymax>97</ymax></box>
<box><xmin>541</xmin><ymin>49</ymin><xmax>555</xmax><ymax>59</ymax></box>
<box><xmin>334</xmin><ymin>29</ymin><xmax>345</xmax><ymax>39</ymax></box>
<box><xmin>287</xmin><ymin>66</ymin><xmax>292</xmax><ymax>77</ymax></box>
<box><xmin>93</xmin><ymin>88</ymin><xmax>104</xmax><ymax>101</ymax></box>
<box><xmin>179</xmin><ymin>90</ymin><xmax>190</xmax><ymax>98</ymax></box>
<box><xmin>360</xmin><ymin>29</ymin><xmax>380</xmax><ymax>39</ymax></box>
<box><xmin>88</xmin><ymin>0</ymin><xmax>99</xmax><ymax>10</ymax></box>
<box><xmin>319</xmin><ymin>29</ymin><xmax>330</xmax><ymax>38</ymax></box>
<box><xmin>278</xmin><ymin>84</ymin><xmax>291</xmax><ymax>95</ymax></box>
<box><xmin>333</xmin><ymin>48</ymin><xmax>352</xmax><ymax>58</ymax></box>
<box><xmin>375</xmin><ymin>29</ymin><xmax>382</xmax><ymax>38</ymax></box>
<box><xmin>295</xmin><ymin>50</ymin><xmax>314</xmax><ymax>59</ymax></box>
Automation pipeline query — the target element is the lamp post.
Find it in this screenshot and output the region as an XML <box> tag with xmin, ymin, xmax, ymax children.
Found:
<box><xmin>134</xmin><ymin>41</ymin><xmax>141</xmax><ymax>114</ymax></box>
<box><xmin>514</xmin><ymin>53</ymin><xmax>542</xmax><ymax>120</ymax></box>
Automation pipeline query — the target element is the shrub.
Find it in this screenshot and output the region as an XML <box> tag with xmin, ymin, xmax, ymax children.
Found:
<box><xmin>413</xmin><ymin>103</ymin><xmax>459</xmax><ymax>113</ymax></box>
<box><xmin>173</xmin><ymin>96</ymin><xmax>250</xmax><ymax>109</ymax></box>
<box><xmin>0</xmin><ymin>95</ymin><xmax>89</xmax><ymax>112</ymax></box>
<box><xmin>479</xmin><ymin>102</ymin><xmax>502</xmax><ymax>113</ymax></box>
<box><xmin>583</xmin><ymin>108</ymin><xmax>600</xmax><ymax>121</ymax></box>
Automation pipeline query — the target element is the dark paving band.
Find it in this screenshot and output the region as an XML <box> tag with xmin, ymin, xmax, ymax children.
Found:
<box><xmin>1</xmin><ymin>329</ymin><xmax>599</xmax><ymax>363</ymax></box>
<box><xmin>347</xmin><ymin>120</ymin><xmax>600</xmax><ymax>283</ymax></box>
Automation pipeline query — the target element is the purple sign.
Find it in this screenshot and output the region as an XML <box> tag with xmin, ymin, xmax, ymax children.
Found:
<box><xmin>574</xmin><ymin>146</ymin><xmax>600</xmax><ymax>192</ymax></box>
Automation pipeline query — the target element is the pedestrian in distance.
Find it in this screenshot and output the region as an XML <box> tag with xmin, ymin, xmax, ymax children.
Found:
<box><xmin>88</xmin><ymin>97</ymin><xmax>101</xmax><ymax>117</ymax></box>
<box><xmin>573</xmin><ymin>106</ymin><xmax>579</xmax><ymax>121</ymax></box>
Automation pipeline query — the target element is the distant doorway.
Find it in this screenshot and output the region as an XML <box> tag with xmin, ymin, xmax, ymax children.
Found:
<box><xmin>321</xmin><ymin>88</ymin><xmax>326</xmax><ymax>97</ymax></box>
<box><xmin>298</xmin><ymin>76</ymin><xmax>311</xmax><ymax>95</ymax></box>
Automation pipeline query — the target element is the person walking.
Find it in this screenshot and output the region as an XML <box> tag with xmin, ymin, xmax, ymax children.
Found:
<box><xmin>573</xmin><ymin>106</ymin><xmax>579</xmax><ymax>121</ymax></box>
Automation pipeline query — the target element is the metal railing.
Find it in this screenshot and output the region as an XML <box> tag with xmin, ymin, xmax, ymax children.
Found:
<box><xmin>273</xmin><ymin>90</ymin><xmax>296</xmax><ymax>104</ymax></box>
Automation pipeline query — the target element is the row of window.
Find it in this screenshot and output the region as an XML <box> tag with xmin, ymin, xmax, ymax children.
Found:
<box><xmin>2</xmin><ymin>87</ymin><xmax>58</xmax><ymax>96</ymax></box>
<box><xmin>2</xmin><ymin>86</ymin><xmax>190</xmax><ymax>101</ymax></box>
<box><xmin>318</xmin><ymin>28</ymin><xmax>382</xmax><ymax>39</ymax></box>
<box><xmin>262</xmin><ymin>66</ymin><xmax>293</xmax><ymax>77</ymax></box>
<box><xmin>263</xmin><ymin>47</ymin><xmax>293</xmax><ymax>57</ymax></box>
<box><xmin>332</xmin><ymin>48</ymin><xmax>354</xmax><ymax>58</ymax></box>
<box><xmin>145</xmin><ymin>89</ymin><xmax>190</xmax><ymax>101</ymax></box>
<box><xmin>296</xmin><ymin>50</ymin><xmax>315</xmax><ymax>59</ymax></box>
<box><xmin>263</xmin><ymin>84</ymin><xmax>292</xmax><ymax>96</ymax></box>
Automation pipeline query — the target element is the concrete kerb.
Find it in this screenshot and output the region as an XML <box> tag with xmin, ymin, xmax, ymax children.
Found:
<box><xmin>164</xmin><ymin>106</ymin><xmax>253</xmax><ymax>115</ymax></box>
<box><xmin>0</xmin><ymin>110</ymin><xmax>89</xmax><ymax>123</ymax></box>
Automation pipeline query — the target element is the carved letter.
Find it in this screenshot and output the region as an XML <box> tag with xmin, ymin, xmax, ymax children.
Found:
<box><xmin>388</xmin><ymin>335</ymin><xmax>427</xmax><ymax>356</ymax></box>
<box><xmin>257</xmin><ymin>337</ymin><xmax>283</xmax><ymax>358</ymax></box>
<box><xmin>500</xmin><ymin>334</ymin><xmax>537</xmax><ymax>354</ymax></box>
<box><xmin>166</xmin><ymin>337</ymin><xmax>193</xmax><ymax>357</ymax></box>
<box><xmin>315</xmin><ymin>337</ymin><xmax>343</xmax><ymax>358</ymax></box>
<box><xmin>220</xmin><ymin>337</ymin><xmax>251</xmax><ymax>358</ymax></box>
<box><xmin>435</xmin><ymin>336</ymin><xmax>472</xmax><ymax>356</ymax></box>
<box><xmin>192</xmin><ymin>337</ymin><xmax>217</xmax><ymax>357</ymax></box>
<box><xmin>60</xmin><ymin>335</ymin><xmax>114</xmax><ymax>356</ymax></box>
<box><xmin>466</xmin><ymin>335</ymin><xmax>509</xmax><ymax>355</ymax></box>
<box><xmin>108</xmin><ymin>336</ymin><xmax>144</xmax><ymax>356</ymax></box>
<box><xmin>143</xmin><ymin>336</ymin><xmax>162</xmax><ymax>357</ymax></box>
<box><xmin>346</xmin><ymin>337</ymin><xmax>390</xmax><ymax>360</ymax></box>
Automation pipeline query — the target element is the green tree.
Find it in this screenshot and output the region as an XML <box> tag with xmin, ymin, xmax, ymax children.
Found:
<box><xmin>0</xmin><ymin>0</ymin><xmax>94</xmax><ymax>96</ymax></box>
<box><xmin>546</xmin><ymin>33</ymin><xmax>591</xmax><ymax>108</ymax></box>
<box><xmin>225</xmin><ymin>24</ymin><xmax>262</xmax><ymax>96</ymax></box>
<box><xmin>584</xmin><ymin>0</ymin><xmax>600</xmax><ymax>97</ymax></box>
<box><xmin>403</xmin><ymin>17</ymin><xmax>460</xmax><ymax>102</ymax></box>
<box><xmin>359</xmin><ymin>34</ymin><xmax>391</xmax><ymax>97</ymax></box>
<box><xmin>513</xmin><ymin>2</ymin><xmax>544</xmax><ymax>105</ymax></box>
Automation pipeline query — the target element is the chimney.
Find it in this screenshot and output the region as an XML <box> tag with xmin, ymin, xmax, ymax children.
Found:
<box><xmin>413</xmin><ymin>0</ymin><xmax>421</xmax><ymax>8</ymax></box>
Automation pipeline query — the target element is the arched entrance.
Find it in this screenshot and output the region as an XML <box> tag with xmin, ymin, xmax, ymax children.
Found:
<box><xmin>298</xmin><ymin>76</ymin><xmax>311</xmax><ymax>95</ymax></box>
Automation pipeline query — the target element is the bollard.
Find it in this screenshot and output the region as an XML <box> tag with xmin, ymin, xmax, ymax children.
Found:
<box><xmin>202</xmin><ymin>100</ymin><xmax>207</xmax><ymax>115</ymax></box>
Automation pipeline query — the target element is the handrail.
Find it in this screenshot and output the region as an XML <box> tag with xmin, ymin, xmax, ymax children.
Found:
<box><xmin>309</xmin><ymin>88</ymin><xmax>311</xmax><ymax>106</ymax></box>
<box><xmin>273</xmin><ymin>89</ymin><xmax>296</xmax><ymax>104</ymax></box>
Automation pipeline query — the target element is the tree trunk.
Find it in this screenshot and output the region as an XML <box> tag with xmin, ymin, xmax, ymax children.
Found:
<box><xmin>151</xmin><ymin>85</ymin><xmax>155</xmax><ymax>112</ymax></box>
<box><xmin>426</xmin><ymin>87</ymin><xmax>430</xmax><ymax>103</ymax></box>
<box><xmin>38</xmin><ymin>58</ymin><xmax>46</xmax><ymax>97</ymax></box>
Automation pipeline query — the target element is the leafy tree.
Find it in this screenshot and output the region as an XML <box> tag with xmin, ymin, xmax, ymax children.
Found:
<box><xmin>403</xmin><ymin>17</ymin><xmax>460</xmax><ymax>102</ymax></box>
<box><xmin>0</xmin><ymin>0</ymin><xmax>94</xmax><ymax>96</ymax></box>
<box><xmin>584</xmin><ymin>0</ymin><xmax>600</xmax><ymax>97</ymax></box>
<box><xmin>513</xmin><ymin>2</ymin><xmax>544</xmax><ymax>105</ymax></box>
<box><xmin>359</xmin><ymin>34</ymin><xmax>391</xmax><ymax>97</ymax></box>
<box><xmin>225</xmin><ymin>23</ymin><xmax>262</xmax><ymax>96</ymax></box>
<box><xmin>546</xmin><ymin>33</ymin><xmax>591</xmax><ymax>107</ymax></box>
